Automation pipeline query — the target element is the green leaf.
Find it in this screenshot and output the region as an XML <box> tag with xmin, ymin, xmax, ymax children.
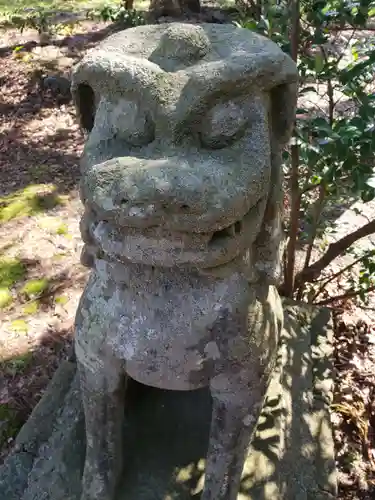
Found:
<box><xmin>366</xmin><ymin>175</ymin><xmax>375</xmax><ymax>188</ymax></box>
<box><xmin>314</xmin><ymin>52</ymin><xmax>324</xmax><ymax>73</ymax></box>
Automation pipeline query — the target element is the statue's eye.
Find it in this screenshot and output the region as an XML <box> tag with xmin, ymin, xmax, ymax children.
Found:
<box><xmin>93</xmin><ymin>97</ymin><xmax>155</xmax><ymax>146</ymax></box>
<box><xmin>199</xmin><ymin>101</ymin><xmax>249</xmax><ymax>150</ymax></box>
<box><xmin>111</xmin><ymin>98</ymin><xmax>155</xmax><ymax>146</ymax></box>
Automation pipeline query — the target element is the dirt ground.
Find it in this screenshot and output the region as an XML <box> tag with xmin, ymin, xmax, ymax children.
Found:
<box><xmin>0</xmin><ymin>19</ymin><xmax>374</xmax><ymax>499</ymax></box>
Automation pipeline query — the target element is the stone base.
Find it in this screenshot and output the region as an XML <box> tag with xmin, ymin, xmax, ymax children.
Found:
<box><xmin>0</xmin><ymin>301</ymin><xmax>337</xmax><ymax>500</ymax></box>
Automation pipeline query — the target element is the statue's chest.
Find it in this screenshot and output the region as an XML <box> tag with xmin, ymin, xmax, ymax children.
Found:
<box><xmin>108</xmin><ymin>274</ymin><xmax>250</xmax><ymax>390</ymax></box>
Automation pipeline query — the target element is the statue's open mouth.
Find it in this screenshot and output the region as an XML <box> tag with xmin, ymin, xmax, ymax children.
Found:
<box><xmin>82</xmin><ymin>195</ymin><xmax>267</xmax><ymax>269</ymax></box>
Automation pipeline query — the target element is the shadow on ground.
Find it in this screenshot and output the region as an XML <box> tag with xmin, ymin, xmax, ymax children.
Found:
<box><xmin>0</xmin><ymin>129</ymin><xmax>82</xmax><ymax>198</ymax></box>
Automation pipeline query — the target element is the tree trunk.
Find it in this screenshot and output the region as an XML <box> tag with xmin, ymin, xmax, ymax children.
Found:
<box><xmin>148</xmin><ymin>0</ymin><xmax>201</xmax><ymax>20</ymax></box>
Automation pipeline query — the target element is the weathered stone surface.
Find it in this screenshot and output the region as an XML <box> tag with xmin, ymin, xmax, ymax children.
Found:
<box><xmin>0</xmin><ymin>360</ymin><xmax>80</xmax><ymax>500</ymax></box>
<box><xmin>0</xmin><ymin>302</ymin><xmax>337</xmax><ymax>500</ymax></box>
<box><xmin>71</xmin><ymin>22</ymin><xmax>298</xmax><ymax>500</ymax></box>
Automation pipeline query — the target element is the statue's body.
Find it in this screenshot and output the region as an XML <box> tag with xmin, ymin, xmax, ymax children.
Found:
<box><xmin>72</xmin><ymin>23</ymin><xmax>297</xmax><ymax>500</ymax></box>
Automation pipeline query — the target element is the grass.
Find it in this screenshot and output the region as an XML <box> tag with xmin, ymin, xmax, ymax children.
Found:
<box><xmin>0</xmin><ymin>403</ymin><xmax>23</xmax><ymax>447</ymax></box>
<box><xmin>1</xmin><ymin>351</ymin><xmax>33</xmax><ymax>376</ymax></box>
<box><xmin>0</xmin><ymin>0</ymin><xmax>236</xmax><ymax>24</ymax></box>
<box><xmin>0</xmin><ymin>0</ymin><xmax>147</xmax><ymax>21</ymax></box>
<box><xmin>0</xmin><ymin>0</ymin><xmax>112</xmax><ymax>16</ymax></box>
<box><xmin>0</xmin><ymin>184</ymin><xmax>63</xmax><ymax>223</ymax></box>
<box><xmin>0</xmin><ymin>352</ymin><xmax>34</xmax><ymax>446</ymax></box>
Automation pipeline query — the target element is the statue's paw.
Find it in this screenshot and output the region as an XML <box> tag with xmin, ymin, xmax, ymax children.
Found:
<box><xmin>81</xmin><ymin>471</ymin><xmax>117</xmax><ymax>500</ymax></box>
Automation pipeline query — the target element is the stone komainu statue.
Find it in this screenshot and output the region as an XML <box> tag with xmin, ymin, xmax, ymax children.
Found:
<box><xmin>71</xmin><ymin>23</ymin><xmax>297</xmax><ymax>500</ymax></box>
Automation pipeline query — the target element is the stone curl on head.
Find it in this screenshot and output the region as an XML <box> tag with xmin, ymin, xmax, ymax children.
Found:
<box><xmin>148</xmin><ymin>24</ymin><xmax>211</xmax><ymax>70</ymax></box>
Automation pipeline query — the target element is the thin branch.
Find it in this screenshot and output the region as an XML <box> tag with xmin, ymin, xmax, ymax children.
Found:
<box><xmin>335</xmin><ymin>29</ymin><xmax>356</xmax><ymax>66</ymax></box>
<box><xmin>290</xmin><ymin>0</ymin><xmax>300</xmax><ymax>62</ymax></box>
<box><xmin>304</xmin><ymin>184</ymin><xmax>326</xmax><ymax>269</ymax></box>
<box><xmin>300</xmin><ymin>182</ymin><xmax>320</xmax><ymax>196</ymax></box>
<box><xmin>296</xmin><ymin>183</ymin><xmax>326</xmax><ymax>300</ymax></box>
<box><xmin>283</xmin><ymin>0</ymin><xmax>300</xmax><ymax>297</ymax></box>
<box><xmin>311</xmin><ymin>249</ymin><xmax>375</xmax><ymax>301</ymax></box>
<box><xmin>316</xmin><ymin>284</ymin><xmax>375</xmax><ymax>306</ymax></box>
<box><xmin>320</xmin><ymin>45</ymin><xmax>335</xmax><ymax>124</ymax></box>
<box><xmin>295</xmin><ymin>218</ymin><xmax>375</xmax><ymax>286</ymax></box>
<box><xmin>284</xmin><ymin>143</ymin><xmax>300</xmax><ymax>296</ymax></box>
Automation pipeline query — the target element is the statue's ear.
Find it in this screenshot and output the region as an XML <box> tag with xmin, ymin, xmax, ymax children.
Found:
<box><xmin>249</xmin><ymin>80</ymin><xmax>297</xmax><ymax>286</ymax></box>
<box><xmin>270</xmin><ymin>81</ymin><xmax>298</xmax><ymax>147</ymax></box>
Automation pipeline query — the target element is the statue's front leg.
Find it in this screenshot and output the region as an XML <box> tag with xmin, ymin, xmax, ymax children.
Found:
<box><xmin>202</xmin><ymin>369</ymin><xmax>268</xmax><ymax>500</ymax></box>
<box><xmin>202</xmin><ymin>287</ymin><xmax>282</xmax><ymax>500</ymax></box>
<box><xmin>78</xmin><ymin>353</ymin><xmax>127</xmax><ymax>500</ymax></box>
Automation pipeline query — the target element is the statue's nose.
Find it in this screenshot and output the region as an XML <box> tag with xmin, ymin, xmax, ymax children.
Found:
<box><xmin>85</xmin><ymin>156</ymin><xmax>205</xmax><ymax>209</ymax></box>
<box><xmin>112</xmin><ymin>193</ymin><xmax>192</xmax><ymax>217</ymax></box>
<box><xmin>81</xmin><ymin>154</ymin><xmax>260</xmax><ymax>233</ymax></box>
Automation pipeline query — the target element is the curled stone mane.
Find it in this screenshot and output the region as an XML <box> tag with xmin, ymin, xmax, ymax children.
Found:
<box><xmin>149</xmin><ymin>24</ymin><xmax>212</xmax><ymax>71</ymax></box>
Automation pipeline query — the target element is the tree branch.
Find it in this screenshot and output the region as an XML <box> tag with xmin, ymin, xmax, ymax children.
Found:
<box><xmin>283</xmin><ymin>0</ymin><xmax>300</xmax><ymax>297</ymax></box>
<box><xmin>316</xmin><ymin>284</ymin><xmax>375</xmax><ymax>306</ymax></box>
<box><xmin>295</xmin><ymin>218</ymin><xmax>375</xmax><ymax>286</ymax></box>
<box><xmin>311</xmin><ymin>249</ymin><xmax>375</xmax><ymax>301</ymax></box>
<box><xmin>296</xmin><ymin>183</ymin><xmax>326</xmax><ymax>300</ymax></box>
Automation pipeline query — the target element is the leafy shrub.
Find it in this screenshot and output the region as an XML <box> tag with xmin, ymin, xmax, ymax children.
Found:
<box><xmin>89</xmin><ymin>3</ymin><xmax>146</xmax><ymax>27</ymax></box>
<box><xmin>237</xmin><ymin>0</ymin><xmax>375</xmax><ymax>305</ymax></box>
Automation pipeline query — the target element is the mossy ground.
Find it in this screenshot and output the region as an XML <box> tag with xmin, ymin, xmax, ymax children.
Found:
<box><xmin>0</xmin><ymin>184</ymin><xmax>63</xmax><ymax>223</ymax></box>
<box><xmin>0</xmin><ymin>404</ymin><xmax>23</xmax><ymax>448</ymax></box>
<box><xmin>0</xmin><ymin>257</ymin><xmax>26</xmax><ymax>310</ymax></box>
<box><xmin>0</xmin><ymin>184</ymin><xmax>86</xmax><ymax>461</ymax></box>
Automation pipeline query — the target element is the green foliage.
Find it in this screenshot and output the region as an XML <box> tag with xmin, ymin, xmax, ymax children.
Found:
<box><xmin>0</xmin><ymin>403</ymin><xmax>22</xmax><ymax>447</ymax></box>
<box><xmin>238</xmin><ymin>0</ymin><xmax>375</xmax><ymax>304</ymax></box>
<box><xmin>1</xmin><ymin>351</ymin><xmax>33</xmax><ymax>377</ymax></box>
<box><xmin>7</xmin><ymin>7</ymin><xmax>50</xmax><ymax>33</ymax></box>
<box><xmin>90</xmin><ymin>2</ymin><xmax>146</xmax><ymax>26</ymax></box>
